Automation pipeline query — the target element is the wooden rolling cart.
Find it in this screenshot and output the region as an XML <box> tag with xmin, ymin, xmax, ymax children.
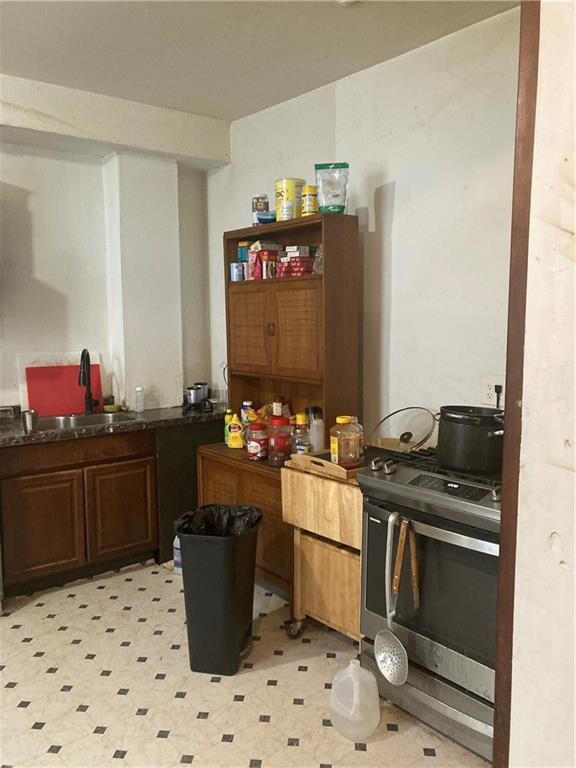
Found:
<box><xmin>281</xmin><ymin>453</ymin><xmax>363</xmax><ymax>640</ymax></box>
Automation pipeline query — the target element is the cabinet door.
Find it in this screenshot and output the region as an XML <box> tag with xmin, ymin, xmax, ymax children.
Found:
<box><xmin>1</xmin><ymin>470</ymin><xmax>85</xmax><ymax>584</ymax></box>
<box><xmin>228</xmin><ymin>284</ymin><xmax>270</xmax><ymax>374</ymax></box>
<box><xmin>197</xmin><ymin>456</ymin><xmax>240</xmax><ymax>506</ymax></box>
<box><xmin>281</xmin><ymin>468</ymin><xmax>362</xmax><ymax>549</ymax></box>
<box><xmin>299</xmin><ymin>533</ymin><xmax>360</xmax><ymax>640</ymax></box>
<box><xmin>198</xmin><ymin>453</ymin><xmax>291</xmax><ymax>590</ymax></box>
<box><xmin>85</xmin><ymin>458</ymin><xmax>157</xmax><ymax>563</ymax></box>
<box><xmin>237</xmin><ymin>470</ymin><xmax>291</xmax><ymax>590</ymax></box>
<box><xmin>270</xmin><ymin>281</ymin><xmax>323</xmax><ymax>380</ymax></box>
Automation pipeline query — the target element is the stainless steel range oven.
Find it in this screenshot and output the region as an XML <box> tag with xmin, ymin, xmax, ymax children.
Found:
<box><xmin>357</xmin><ymin>448</ymin><xmax>501</xmax><ymax>761</ymax></box>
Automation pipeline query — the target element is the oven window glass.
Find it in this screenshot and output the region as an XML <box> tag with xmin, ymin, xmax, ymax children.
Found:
<box><xmin>365</xmin><ymin>511</ymin><xmax>497</xmax><ymax>668</ymax></box>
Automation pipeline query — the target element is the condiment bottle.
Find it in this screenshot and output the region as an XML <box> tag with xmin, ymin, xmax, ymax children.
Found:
<box><xmin>224</xmin><ymin>408</ymin><xmax>233</xmax><ymax>442</ymax></box>
<box><xmin>226</xmin><ymin>413</ymin><xmax>244</xmax><ymax>448</ymax></box>
<box><xmin>247</xmin><ymin>423</ymin><xmax>268</xmax><ymax>461</ymax></box>
<box><xmin>272</xmin><ymin>395</ymin><xmax>285</xmax><ymax>417</ymax></box>
<box><xmin>292</xmin><ymin>413</ymin><xmax>312</xmax><ymax>455</ymax></box>
<box><xmin>268</xmin><ymin>416</ymin><xmax>291</xmax><ymax>466</ymax></box>
<box><xmin>330</xmin><ymin>416</ymin><xmax>361</xmax><ymax>467</ymax></box>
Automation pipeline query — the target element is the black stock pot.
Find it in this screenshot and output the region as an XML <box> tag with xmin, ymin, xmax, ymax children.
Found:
<box><xmin>436</xmin><ymin>405</ymin><xmax>504</xmax><ymax>475</ymax></box>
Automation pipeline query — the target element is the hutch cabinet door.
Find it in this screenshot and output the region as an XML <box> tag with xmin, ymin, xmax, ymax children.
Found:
<box><xmin>1</xmin><ymin>469</ymin><xmax>86</xmax><ymax>583</ymax></box>
<box><xmin>197</xmin><ymin>447</ymin><xmax>291</xmax><ymax>591</ymax></box>
<box><xmin>270</xmin><ymin>281</ymin><xmax>323</xmax><ymax>380</ymax></box>
<box><xmin>197</xmin><ymin>455</ymin><xmax>240</xmax><ymax>506</ymax></box>
<box><xmin>238</xmin><ymin>469</ymin><xmax>291</xmax><ymax>589</ymax></box>
<box><xmin>228</xmin><ymin>283</ymin><xmax>270</xmax><ymax>374</ymax></box>
<box><xmin>84</xmin><ymin>457</ymin><xmax>157</xmax><ymax>563</ymax></box>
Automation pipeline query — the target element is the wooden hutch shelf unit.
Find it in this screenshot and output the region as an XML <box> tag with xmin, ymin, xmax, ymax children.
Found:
<box><xmin>198</xmin><ymin>214</ymin><xmax>361</xmax><ymax>592</ymax></box>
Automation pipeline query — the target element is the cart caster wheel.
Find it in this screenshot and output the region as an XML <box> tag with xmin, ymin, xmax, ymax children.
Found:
<box><xmin>286</xmin><ymin>620</ymin><xmax>305</xmax><ymax>639</ymax></box>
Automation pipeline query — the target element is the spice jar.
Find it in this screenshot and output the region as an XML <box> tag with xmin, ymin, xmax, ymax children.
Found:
<box><xmin>268</xmin><ymin>416</ymin><xmax>291</xmax><ymax>467</ymax></box>
<box><xmin>302</xmin><ymin>184</ymin><xmax>318</xmax><ymax>216</ymax></box>
<box><xmin>246</xmin><ymin>423</ymin><xmax>268</xmax><ymax>461</ymax></box>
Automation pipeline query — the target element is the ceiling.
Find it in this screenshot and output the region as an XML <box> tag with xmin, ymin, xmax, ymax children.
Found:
<box><xmin>0</xmin><ymin>1</ymin><xmax>517</xmax><ymax>122</ymax></box>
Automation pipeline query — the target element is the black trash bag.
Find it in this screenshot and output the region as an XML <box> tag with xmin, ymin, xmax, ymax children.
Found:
<box><xmin>176</xmin><ymin>504</ymin><xmax>262</xmax><ymax>537</ymax></box>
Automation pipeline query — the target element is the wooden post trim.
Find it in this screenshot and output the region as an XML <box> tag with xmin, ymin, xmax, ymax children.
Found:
<box><xmin>492</xmin><ymin>3</ymin><xmax>540</xmax><ymax>766</ymax></box>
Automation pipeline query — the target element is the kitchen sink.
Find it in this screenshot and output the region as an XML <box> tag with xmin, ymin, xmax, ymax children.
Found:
<box><xmin>37</xmin><ymin>413</ymin><xmax>137</xmax><ymax>430</ymax></box>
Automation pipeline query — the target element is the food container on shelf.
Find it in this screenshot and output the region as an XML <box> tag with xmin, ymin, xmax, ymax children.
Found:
<box><xmin>275</xmin><ymin>178</ymin><xmax>305</xmax><ymax>221</ymax></box>
<box><xmin>267</xmin><ymin>416</ymin><xmax>291</xmax><ymax>467</ymax></box>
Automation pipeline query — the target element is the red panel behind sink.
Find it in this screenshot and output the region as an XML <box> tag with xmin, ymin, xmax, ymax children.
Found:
<box><xmin>26</xmin><ymin>364</ymin><xmax>103</xmax><ymax>417</ymax></box>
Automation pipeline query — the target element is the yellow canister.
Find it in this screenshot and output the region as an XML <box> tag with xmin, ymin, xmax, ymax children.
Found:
<box><xmin>302</xmin><ymin>184</ymin><xmax>319</xmax><ymax>216</ymax></box>
<box><xmin>275</xmin><ymin>178</ymin><xmax>305</xmax><ymax>221</ymax></box>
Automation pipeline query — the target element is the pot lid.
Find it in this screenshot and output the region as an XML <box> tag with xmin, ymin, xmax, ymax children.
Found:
<box><xmin>368</xmin><ymin>406</ymin><xmax>437</xmax><ymax>452</ymax></box>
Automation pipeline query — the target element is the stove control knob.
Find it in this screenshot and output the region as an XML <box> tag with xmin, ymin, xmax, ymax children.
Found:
<box><xmin>491</xmin><ymin>487</ymin><xmax>502</xmax><ymax>503</ymax></box>
<box><xmin>382</xmin><ymin>460</ymin><xmax>397</xmax><ymax>475</ymax></box>
<box><xmin>370</xmin><ymin>457</ymin><xmax>383</xmax><ymax>472</ymax></box>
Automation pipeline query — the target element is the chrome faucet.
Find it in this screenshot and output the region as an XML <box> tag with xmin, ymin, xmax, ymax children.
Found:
<box><xmin>79</xmin><ymin>348</ymin><xmax>98</xmax><ymax>414</ymax></box>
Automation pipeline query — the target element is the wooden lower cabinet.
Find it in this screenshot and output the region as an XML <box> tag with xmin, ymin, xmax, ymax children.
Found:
<box><xmin>0</xmin><ymin>431</ymin><xmax>159</xmax><ymax>591</ymax></box>
<box><xmin>1</xmin><ymin>469</ymin><xmax>86</xmax><ymax>583</ymax></box>
<box><xmin>297</xmin><ymin>531</ymin><xmax>361</xmax><ymax>640</ymax></box>
<box><xmin>85</xmin><ymin>457</ymin><xmax>157</xmax><ymax>563</ymax></box>
<box><xmin>197</xmin><ymin>444</ymin><xmax>291</xmax><ymax>590</ymax></box>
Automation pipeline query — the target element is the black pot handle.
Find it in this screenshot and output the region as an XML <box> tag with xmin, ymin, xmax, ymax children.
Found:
<box><xmin>443</xmin><ymin>411</ymin><xmax>483</xmax><ymax>425</ymax></box>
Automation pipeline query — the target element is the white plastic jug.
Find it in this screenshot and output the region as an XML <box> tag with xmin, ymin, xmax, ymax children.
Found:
<box><xmin>329</xmin><ymin>659</ymin><xmax>381</xmax><ymax>741</ymax></box>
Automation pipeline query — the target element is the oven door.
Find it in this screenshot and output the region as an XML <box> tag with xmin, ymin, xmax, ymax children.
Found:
<box><xmin>361</xmin><ymin>496</ymin><xmax>499</xmax><ymax>702</ymax></box>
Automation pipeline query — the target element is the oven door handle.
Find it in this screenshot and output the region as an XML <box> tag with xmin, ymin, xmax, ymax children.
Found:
<box><xmin>410</xmin><ymin>519</ymin><xmax>499</xmax><ymax>557</ymax></box>
<box><xmin>385</xmin><ymin>511</ymin><xmax>400</xmax><ymax>629</ymax></box>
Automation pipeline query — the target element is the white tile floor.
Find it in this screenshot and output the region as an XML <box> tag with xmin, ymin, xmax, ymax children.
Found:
<box><xmin>0</xmin><ymin>563</ymin><xmax>488</xmax><ymax>768</ymax></box>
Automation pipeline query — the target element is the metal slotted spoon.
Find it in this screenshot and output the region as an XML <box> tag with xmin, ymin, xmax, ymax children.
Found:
<box><xmin>374</xmin><ymin>512</ymin><xmax>409</xmax><ymax>686</ymax></box>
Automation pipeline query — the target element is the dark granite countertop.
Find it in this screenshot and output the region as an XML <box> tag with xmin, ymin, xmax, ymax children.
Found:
<box><xmin>0</xmin><ymin>406</ymin><xmax>225</xmax><ymax>449</ymax></box>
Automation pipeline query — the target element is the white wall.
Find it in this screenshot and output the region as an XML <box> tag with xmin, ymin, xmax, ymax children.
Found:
<box><xmin>207</xmin><ymin>9</ymin><xmax>520</xmax><ymax>433</ymax></box>
<box><xmin>104</xmin><ymin>154</ymin><xmax>184</xmax><ymax>409</ymax></box>
<box><xmin>509</xmin><ymin>2</ymin><xmax>575</xmax><ymax>766</ymax></box>
<box><xmin>178</xmin><ymin>166</ymin><xmax>212</xmax><ymax>386</ymax></box>
<box><xmin>0</xmin><ymin>145</ymin><xmax>208</xmax><ymax>410</ymax></box>
<box><xmin>0</xmin><ymin>144</ymin><xmax>108</xmax><ymax>402</ymax></box>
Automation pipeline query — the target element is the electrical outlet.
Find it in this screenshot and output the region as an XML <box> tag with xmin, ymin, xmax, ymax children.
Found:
<box><xmin>481</xmin><ymin>376</ymin><xmax>505</xmax><ymax>407</ymax></box>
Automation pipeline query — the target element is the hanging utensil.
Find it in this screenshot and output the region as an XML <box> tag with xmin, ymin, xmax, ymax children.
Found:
<box><xmin>408</xmin><ymin>524</ymin><xmax>420</xmax><ymax>610</ymax></box>
<box><xmin>374</xmin><ymin>513</ymin><xmax>408</xmax><ymax>686</ymax></box>
<box><xmin>389</xmin><ymin>519</ymin><xmax>408</xmax><ymax>617</ymax></box>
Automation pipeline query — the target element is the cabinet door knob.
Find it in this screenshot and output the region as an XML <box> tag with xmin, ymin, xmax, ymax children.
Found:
<box><xmin>267</xmin><ymin>322</ymin><xmax>275</xmax><ymax>336</ymax></box>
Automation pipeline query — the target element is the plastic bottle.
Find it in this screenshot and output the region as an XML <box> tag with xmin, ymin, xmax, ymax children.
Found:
<box><xmin>351</xmin><ymin>416</ymin><xmax>365</xmax><ymax>457</ymax></box>
<box><xmin>310</xmin><ymin>418</ymin><xmax>325</xmax><ymax>452</ymax></box>
<box><xmin>330</xmin><ymin>416</ymin><xmax>361</xmax><ymax>467</ymax></box>
<box><xmin>291</xmin><ymin>413</ymin><xmax>312</xmax><ymax>455</ymax></box>
<box><xmin>134</xmin><ymin>386</ymin><xmax>145</xmax><ymax>413</ymax></box>
<box><xmin>329</xmin><ymin>660</ymin><xmax>381</xmax><ymax>741</ymax></box>
<box><xmin>224</xmin><ymin>408</ymin><xmax>233</xmax><ymax>442</ymax></box>
<box><xmin>173</xmin><ymin>535</ymin><xmax>182</xmax><ymax>575</ymax></box>
<box><xmin>241</xmin><ymin>400</ymin><xmax>254</xmax><ymax>426</ymax></box>
<box><xmin>226</xmin><ymin>413</ymin><xmax>244</xmax><ymax>448</ymax></box>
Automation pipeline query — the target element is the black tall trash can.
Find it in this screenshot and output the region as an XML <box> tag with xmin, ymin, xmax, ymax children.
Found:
<box><xmin>175</xmin><ymin>505</ymin><xmax>262</xmax><ymax>676</ymax></box>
